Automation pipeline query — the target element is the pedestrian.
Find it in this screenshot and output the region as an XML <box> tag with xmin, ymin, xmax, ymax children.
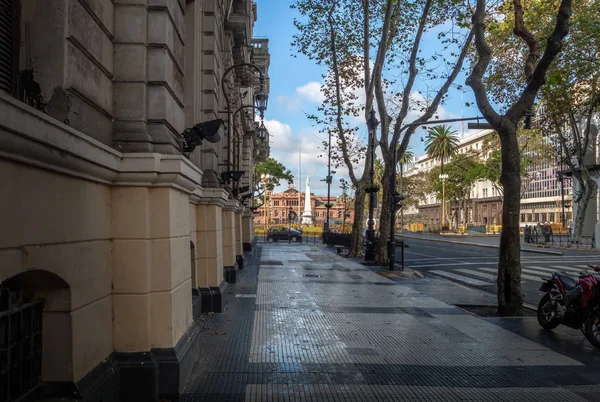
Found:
<box><xmin>568</xmin><ymin>220</ymin><xmax>575</xmax><ymax>243</ymax></box>
<box><xmin>547</xmin><ymin>222</ymin><xmax>553</xmax><ymax>244</ymax></box>
<box><xmin>524</xmin><ymin>225</ymin><xmax>530</xmax><ymax>243</ymax></box>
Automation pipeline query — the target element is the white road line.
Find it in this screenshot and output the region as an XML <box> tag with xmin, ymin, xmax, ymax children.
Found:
<box><xmin>455</xmin><ymin>269</ymin><xmax>496</xmax><ymax>281</ymax></box>
<box><xmin>430</xmin><ymin>270</ymin><xmax>490</xmax><ymax>286</ymax></box>
<box><xmin>528</xmin><ymin>265</ymin><xmax>581</xmax><ymax>274</ymax></box>
<box><xmin>521</xmin><ymin>268</ymin><xmax>555</xmax><ymax>279</ymax></box>
<box><xmin>456</xmin><ymin>268</ymin><xmax>529</xmax><ymax>284</ymax></box>
<box><xmin>479</xmin><ymin>267</ymin><xmax>541</xmax><ymax>282</ymax></box>
<box><xmin>408</xmin><ymin>262</ymin><xmax>498</xmax><ymax>268</ymax></box>
<box><xmin>550</xmin><ymin>265</ymin><xmax>594</xmax><ymax>274</ymax></box>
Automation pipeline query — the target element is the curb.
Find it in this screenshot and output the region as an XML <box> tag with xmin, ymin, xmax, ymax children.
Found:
<box><xmin>522</xmin><ymin>242</ymin><xmax>600</xmax><ymax>253</ymax></box>
<box><xmin>397</xmin><ymin>234</ymin><xmax>564</xmax><ymax>256</ymax></box>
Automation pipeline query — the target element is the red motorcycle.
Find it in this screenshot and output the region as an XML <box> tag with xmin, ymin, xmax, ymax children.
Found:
<box><xmin>537</xmin><ymin>266</ymin><xmax>600</xmax><ymax>348</ymax></box>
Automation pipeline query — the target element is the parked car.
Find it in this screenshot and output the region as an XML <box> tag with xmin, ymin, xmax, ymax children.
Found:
<box><xmin>266</xmin><ymin>227</ymin><xmax>303</xmax><ymax>243</ymax></box>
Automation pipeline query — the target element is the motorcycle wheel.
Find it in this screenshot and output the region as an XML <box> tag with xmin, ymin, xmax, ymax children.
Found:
<box><xmin>537</xmin><ymin>293</ymin><xmax>560</xmax><ymax>330</ymax></box>
<box><xmin>584</xmin><ymin>312</ymin><xmax>600</xmax><ymax>349</ymax></box>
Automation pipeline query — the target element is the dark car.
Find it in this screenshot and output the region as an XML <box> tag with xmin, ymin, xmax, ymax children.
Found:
<box><xmin>266</xmin><ymin>227</ymin><xmax>302</xmax><ymax>243</ymax></box>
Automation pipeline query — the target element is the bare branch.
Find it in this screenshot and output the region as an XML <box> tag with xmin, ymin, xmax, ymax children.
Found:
<box><xmin>362</xmin><ymin>0</ymin><xmax>371</xmax><ymax>110</ymax></box>
<box><xmin>513</xmin><ymin>0</ymin><xmax>540</xmax><ymax>81</ymax></box>
<box><xmin>507</xmin><ymin>0</ymin><xmax>573</xmax><ymax>121</ymax></box>
<box><xmin>391</xmin><ymin>0</ymin><xmax>434</xmax><ymax>143</ymax></box>
<box><xmin>466</xmin><ymin>0</ymin><xmax>502</xmax><ymax>127</ymax></box>
<box><xmin>328</xmin><ymin>3</ymin><xmax>359</xmax><ymax>185</ymax></box>
<box><xmin>396</xmin><ymin>28</ymin><xmax>475</xmax><ymax>158</ymax></box>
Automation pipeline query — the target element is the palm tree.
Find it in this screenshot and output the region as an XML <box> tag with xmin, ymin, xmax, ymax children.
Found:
<box><xmin>424</xmin><ymin>125</ymin><xmax>459</xmax><ymax>228</ymax></box>
<box><xmin>424</xmin><ymin>125</ymin><xmax>459</xmax><ymax>174</ymax></box>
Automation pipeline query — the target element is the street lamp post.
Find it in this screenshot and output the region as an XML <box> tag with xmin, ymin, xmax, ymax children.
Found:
<box><xmin>365</xmin><ymin>110</ymin><xmax>379</xmax><ymax>262</ymax></box>
<box><xmin>221</xmin><ymin>62</ymin><xmax>268</xmax><ymax>173</ymax></box>
<box><xmin>388</xmin><ymin>116</ymin><xmax>486</xmax><ymax>271</ymax></box>
<box><xmin>439</xmin><ymin>173</ymin><xmax>449</xmax><ymax>229</ymax></box>
<box><xmin>261</xmin><ymin>173</ymin><xmax>271</xmax><ymax>234</ymax></box>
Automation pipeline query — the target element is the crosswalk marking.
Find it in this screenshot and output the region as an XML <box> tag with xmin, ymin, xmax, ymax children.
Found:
<box><xmin>430</xmin><ymin>270</ymin><xmax>489</xmax><ymax>286</ymax></box>
<box><xmin>424</xmin><ymin>263</ymin><xmax>600</xmax><ymax>287</ymax></box>
<box><xmin>479</xmin><ymin>267</ymin><xmax>541</xmax><ymax>282</ymax></box>
<box><xmin>529</xmin><ymin>265</ymin><xmax>581</xmax><ymax>274</ymax></box>
<box><xmin>455</xmin><ymin>269</ymin><xmax>497</xmax><ymax>281</ymax></box>
<box><xmin>521</xmin><ymin>268</ymin><xmax>553</xmax><ymax>279</ymax></box>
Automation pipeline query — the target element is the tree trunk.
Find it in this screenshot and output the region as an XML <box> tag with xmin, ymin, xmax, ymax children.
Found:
<box><xmin>348</xmin><ymin>186</ymin><xmax>366</xmax><ymax>257</ymax></box>
<box><xmin>497</xmin><ymin>128</ymin><xmax>524</xmax><ymax>316</ymax></box>
<box><xmin>375</xmin><ymin>165</ymin><xmax>393</xmax><ymax>265</ymax></box>
<box><xmin>573</xmin><ymin>176</ymin><xmax>597</xmax><ymax>244</ymax></box>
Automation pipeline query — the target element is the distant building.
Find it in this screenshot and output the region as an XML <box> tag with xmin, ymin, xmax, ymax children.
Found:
<box><xmin>404</xmin><ymin>128</ymin><xmax>574</xmax><ymax>228</ymax></box>
<box><xmin>255</xmin><ymin>185</ymin><xmax>354</xmax><ymax>227</ymax></box>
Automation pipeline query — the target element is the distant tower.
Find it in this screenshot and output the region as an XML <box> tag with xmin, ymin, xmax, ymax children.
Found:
<box><xmin>301</xmin><ymin>176</ymin><xmax>313</xmax><ymax>224</ymax></box>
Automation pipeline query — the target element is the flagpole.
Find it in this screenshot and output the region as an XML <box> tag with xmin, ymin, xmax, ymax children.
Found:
<box><xmin>298</xmin><ymin>147</ymin><xmax>302</xmax><ymax>224</ymax></box>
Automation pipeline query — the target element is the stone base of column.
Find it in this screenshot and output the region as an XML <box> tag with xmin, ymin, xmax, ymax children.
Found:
<box><xmin>224</xmin><ymin>261</ymin><xmax>239</xmax><ymax>284</ymax></box>
<box><xmin>243</xmin><ymin>238</ymin><xmax>256</xmax><ymax>253</ymax></box>
<box><xmin>198</xmin><ymin>285</ymin><xmax>226</xmax><ymax>314</ymax></box>
<box><xmin>236</xmin><ymin>254</ymin><xmax>244</xmax><ymax>270</ymax></box>
<box><xmin>112</xmin><ymin>318</ymin><xmax>203</xmax><ymax>401</ymax></box>
<box><xmin>192</xmin><ymin>288</ymin><xmax>202</xmax><ymax>321</ymax></box>
<box><xmin>34</xmin><ymin>354</ymin><xmax>120</xmax><ymax>402</ymax></box>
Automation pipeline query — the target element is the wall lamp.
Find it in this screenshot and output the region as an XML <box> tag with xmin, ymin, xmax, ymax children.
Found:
<box><xmin>181</xmin><ymin>119</ymin><xmax>224</xmax><ymax>155</ymax></box>
<box><xmin>221</xmin><ymin>170</ymin><xmax>245</xmax><ymax>184</ymax></box>
<box><xmin>257</xmin><ymin>122</ymin><xmax>268</xmax><ymax>143</ymax></box>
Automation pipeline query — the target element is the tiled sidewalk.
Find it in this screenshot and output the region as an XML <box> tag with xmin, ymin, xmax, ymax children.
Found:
<box><xmin>179</xmin><ymin>244</ymin><xmax>599</xmax><ymax>401</ymax></box>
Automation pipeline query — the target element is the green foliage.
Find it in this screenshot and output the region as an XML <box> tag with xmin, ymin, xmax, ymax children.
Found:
<box><xmin>479</xmin><ymin>129</ymin><xmax>553</xmax><ymax>196</ymax></box>
<box><xmin>254</xmin><ymin>158</ymin><xmax>294</xmax><ymax>191</ymax></box>
<box><xmin>424</xmin><ymin>125</ymin><xmax>460</xmax><ymax>171</ymax></box>
<box><xmin>428</xmin><ymin>153</ymin><xmax>483</xmax><ymax>205</ymax></box>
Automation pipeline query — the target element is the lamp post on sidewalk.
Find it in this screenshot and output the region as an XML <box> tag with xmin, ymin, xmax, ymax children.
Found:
<box><xmin>261</xmin><ymin>173</ymin><xmax>271</xmax><ymax>233</ymax></box>
<box><xmin>365</xmin><ymin>110</ymin><xmax>379</xmax><ymax>262</ymax></box>
<box><xmin>388</xmin><ymin>116</ymin><xmax>486</xmax><ymax>271</ymax></box>
<box><xmin>439</xmin><ymin>173</ymin><xmax>449</xmax><ymax>228</ymax></box>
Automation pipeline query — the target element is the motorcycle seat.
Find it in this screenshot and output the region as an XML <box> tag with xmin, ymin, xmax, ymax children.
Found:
<box><xmin>556</xmin><ymin>273</ymin><xmax>578</xmax><ymax>290</ymax></box>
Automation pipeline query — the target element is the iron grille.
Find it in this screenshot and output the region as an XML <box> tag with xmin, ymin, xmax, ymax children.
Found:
<box><xmin>0</xmin><ymin>0</ymin><xmax>18</xmax><ymax>95</ymax></box>
<box><xmin>0</xmin><ymin>290</ymin><xmax>43</xmax><ymax>402</ymax></box>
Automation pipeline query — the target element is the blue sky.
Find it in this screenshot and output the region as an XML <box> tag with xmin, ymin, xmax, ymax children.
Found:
<box><xmin>254</xmin><ymin>0</ymin><xmax>480</xmax><ymax>196</ymax></box>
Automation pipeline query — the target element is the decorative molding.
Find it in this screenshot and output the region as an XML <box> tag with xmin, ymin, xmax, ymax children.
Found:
<box><xmin>0</xmin><ymin>93</ymin><xmax>205</xmax><ymax>196</ymax></box>
<box><xmin>198</xmin><ymin>188</ymin><xmax>229</xmax><ymax>207</ymax></box>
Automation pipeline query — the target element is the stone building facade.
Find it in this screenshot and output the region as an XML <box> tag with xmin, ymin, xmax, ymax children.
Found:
<box><xmin>0</xmin><ymin>1</ymin><xmax>269</xmax><ymax>401</ymax></box>
<box><xmin>254</xmin><ymin>187</ymin><xmax>355</xmax><ymax>228</ymax></box>
<box><xmin>404</xmin><ymin>128</ymin><xmax>579</xmax><ymax>229</ymax></box>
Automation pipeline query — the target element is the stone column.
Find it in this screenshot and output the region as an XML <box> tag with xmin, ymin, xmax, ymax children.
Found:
<box><xmin>242</xmin><ymin>211</ymin><xmax>254</xmax><ymax>251</ymax></box>
<box><xmin>221</xmin><ymin>201</ymin><xmax>238</xmax><ymax>275</ymax></box>
<box><xmin>195</xmin><ymin>188</ymin><xmax>228</xmax><ymax>313</ymax></box>
<box><xmin>112</xmin><ymin>0</ymin><xmax>151</xmax><ymax>151</ymax></box>
<box><xmin>235</xmin><ymin>210</ymin><xmax>244</xmax><ymax>269</ymax></box>
<box><xmin>111</xmin><ymin>154</ymin><xmax>203</xmax><ymax>400</ymax></box>
<box><xmin>111</xmin><ymin>186</ymin><xmax>193</xmax><ymax>400</ymax></box>
<box><xmin>113</xmin><ymin>0</ymin><xmax>185</xmax><ymax>153</ymax></box>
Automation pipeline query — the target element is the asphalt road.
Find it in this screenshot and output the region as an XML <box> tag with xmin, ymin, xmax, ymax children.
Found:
<box><xmin>396</xmin><ymin>237</ymin><xmax>600</xmax><ymax>308</ymax></box>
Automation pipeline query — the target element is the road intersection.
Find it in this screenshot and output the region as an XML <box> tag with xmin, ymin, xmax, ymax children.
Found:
<box><xmin>398</xmin><ymin>237</ymin><xmax>600</xmax><ymax>308</ymax></box>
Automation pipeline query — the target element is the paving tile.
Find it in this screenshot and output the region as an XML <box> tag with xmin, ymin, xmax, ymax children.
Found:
<box><xmin>178</xmin><ymin>244</ymin><xmax>593</xmax><ymax>401</ymax></box>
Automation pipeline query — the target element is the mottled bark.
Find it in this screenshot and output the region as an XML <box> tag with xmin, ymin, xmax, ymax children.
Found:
<box><xmin>349</xmin><ymin>186</ymin><xmax>366</xmax><ymax>257</ymax></box>
<box><xmin>497</xmin><ymin>128</ymin><xmax>524</xmax><ymax>316</ymax></box>
<box><xmin>467</xmin><ymin>0</ymin><xmax>572</xmax><ymax>316</ymax></box>
<box><xmin>573</xmin><ymin>175</ymin><xmax>597</xmax><ymax>243</ymax></box>
<box><xmin>375</xmin><ymin>167</ymin><xmax>393</xmax><ymax>264</ymax></box>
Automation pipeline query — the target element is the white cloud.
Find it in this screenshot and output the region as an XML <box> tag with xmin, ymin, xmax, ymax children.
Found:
<box><xmin>276</xmin><ymin>95</ymin><xmax>302</xmax><ymax>112</ymax></box>
<box><xmin>296</xmin><ymin>81</ymin><xmax>325</xmax><ymax>103</ymax></box>
<box><xmin>263</xmin><ymin>119</ymin><xmax>352</xmax><ymax>196</ymax></box>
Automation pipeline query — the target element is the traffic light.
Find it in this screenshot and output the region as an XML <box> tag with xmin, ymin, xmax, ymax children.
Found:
<box><xmin>393</xmin><ymin>192</ymin><xmax>406</xmax><ymax>212</ymax></box>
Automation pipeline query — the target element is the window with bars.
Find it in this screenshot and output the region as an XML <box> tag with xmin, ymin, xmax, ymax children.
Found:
<box><xmin>0</xmin><ymin>0</ymin><xmax>19</xmax><ymax>96</ymax></box>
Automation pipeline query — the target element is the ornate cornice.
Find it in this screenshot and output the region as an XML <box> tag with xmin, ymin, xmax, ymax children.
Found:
<box><xmin>0</xmin><ymin>92</ymin><xmax>204</xmax><ymax>196</ymax></box>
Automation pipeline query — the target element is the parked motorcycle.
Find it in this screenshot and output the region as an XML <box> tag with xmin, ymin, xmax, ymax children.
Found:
<box><xmin>537</xmin><ymin>265</ymin><xmax>600</xmax><ymax>348</ymax></box>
